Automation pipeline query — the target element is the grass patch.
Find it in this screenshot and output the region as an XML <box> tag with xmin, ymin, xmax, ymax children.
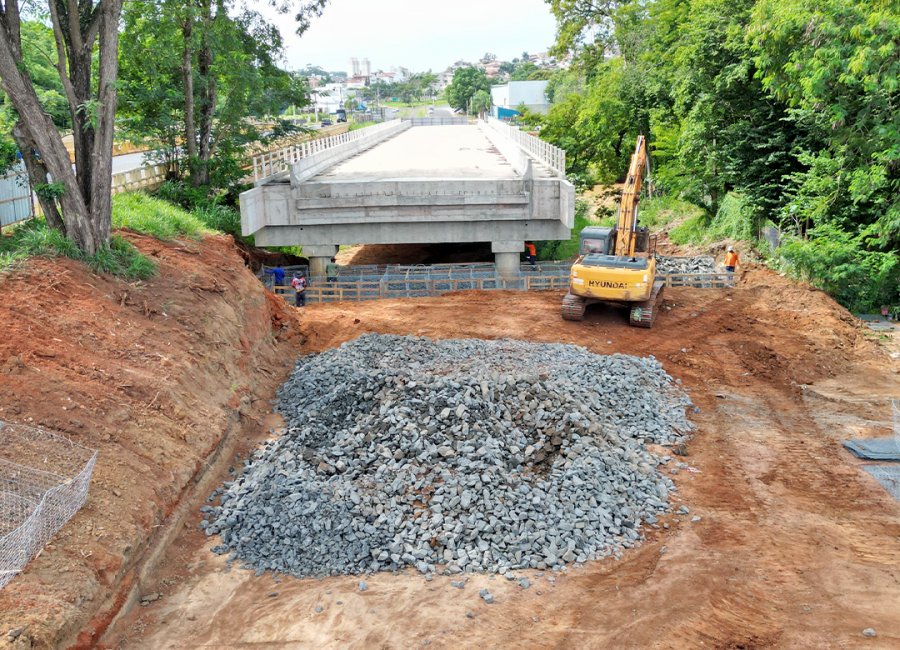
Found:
<box><xmin>89</xmin><ymin>235</ymin><xmax>157</xmax><ymax>280</ymax></box>
<box><xmin>639</xmin><ymin>194</ymin><xmax>705</xmax><ymax>230</ymax></box>
<box><xmin>112</xmin><ymin>192</ymin><xmax>208</xmax><ymax>239</ymax></box>
<box><xmin>192</xmin><ymin>204</ymin><xmax>242</xmax><ymax>238</ymax></box>
<box><xmin>669</xmin><ymin>192</ymin><xmax>756</xmax><ymax>245</ymax></box>
<box><xmin>0</xmin><ymin>219</ymin><xmax>156</xmax><ymax>281</ymax></box>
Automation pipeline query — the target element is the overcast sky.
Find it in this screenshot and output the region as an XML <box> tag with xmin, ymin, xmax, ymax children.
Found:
<box><xmin>266</xmin><ymin>0</ymin><xmax>559</xmax><ymax>74</ymax></box>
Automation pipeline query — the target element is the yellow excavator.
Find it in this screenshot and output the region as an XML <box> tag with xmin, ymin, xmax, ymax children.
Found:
<box><xmin>561</xmin><ymin>135</ymin><xmax>664</xmax><ymax>327</ymax></box>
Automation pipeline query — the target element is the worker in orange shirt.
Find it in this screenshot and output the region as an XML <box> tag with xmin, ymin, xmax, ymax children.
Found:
<box><xmin>724</xmin><ymin>245</ymin><xmax>739</xmax><ymax>273</ymax></box>
<box><xmin>524</xmin><ymin>241</ymin><xmax>538</xmax><ymax>270</ymax></box>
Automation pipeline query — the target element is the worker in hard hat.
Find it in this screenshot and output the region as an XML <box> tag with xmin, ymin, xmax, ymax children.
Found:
<box><xmin>724</xmin><ymin>246</ymin><xmax>739</xmax><ymax>273</ymax></box>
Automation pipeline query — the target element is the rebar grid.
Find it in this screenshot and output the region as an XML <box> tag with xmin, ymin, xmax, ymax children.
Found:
<box><xmin>893</xmin><ymin>399</ymin><xmax>899</xmax><ymax>453</ymax></box>
<box><xmin>0</xmin><ymin>422</ymin><xmax>97</xmax><ymax>589</ymax></box>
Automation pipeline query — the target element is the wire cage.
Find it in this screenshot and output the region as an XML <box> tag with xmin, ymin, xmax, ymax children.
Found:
<box><xmin>0</xmin><ymin>422</ymin><xmax>97</xmax><ymax>589</ymax></box>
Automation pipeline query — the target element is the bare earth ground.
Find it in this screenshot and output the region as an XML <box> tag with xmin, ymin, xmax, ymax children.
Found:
<box><xmin>104</xmin><ymin>267</ymin><xmax>900</xmax><ymax>649</ymax></box>
<box><xmin>0</xmin><ymin>234</ymin><xmax>301</xmax><ymax>648</ymax></box>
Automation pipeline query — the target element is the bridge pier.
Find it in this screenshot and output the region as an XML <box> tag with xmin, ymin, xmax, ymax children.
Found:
<box><xmin>492</xmin><ymin>241</ymin><xmax>524</xmax><ymax>279</ymax></box>
<box><xmin>304</xmin><ymin>245</ymin><xmax>338</xmax><ymax>278</ymax></box>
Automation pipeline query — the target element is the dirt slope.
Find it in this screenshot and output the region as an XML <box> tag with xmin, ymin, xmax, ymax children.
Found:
<box><xmin>106</xmin><ymin>267</ymin><xmax>900</xmax><ymax>649</ymax></box>
<box><xmin>0</xmin><ymin>233</ymin><xmax>300</xmax><ymax>648</ymax></box>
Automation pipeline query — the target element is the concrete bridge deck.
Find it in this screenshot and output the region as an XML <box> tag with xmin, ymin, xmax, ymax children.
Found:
<box><xmin>240</xmin><ymin>119</ymin><xmax>575</xmax><ymax>277</ymax></box>
<box><xmin>313</xmin><ymin>126</ymin><xmax>523</xmax><ymax>181</ymax></box>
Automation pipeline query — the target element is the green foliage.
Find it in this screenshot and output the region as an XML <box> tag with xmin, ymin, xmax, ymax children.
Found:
<box><xmin>778</xmin><ymin>224</ymin><xmax>899</xmax><ymax>312</ymax></box>
<box><xmin>470</xmin><ymin>90</ymin><xmax>492</xmax><ymax>115</ymax></box>
<box><xmin>89</xmin><ymin>236</ymin><xmax>158</xmax><ymax>280</ymax></box>
<box><xmin>445</xmin><ymin>67</ymin><xmax>490</xmax><ymax>112</ymax></box>
<box><xmin>543</xmin><ymin>0</ymin><xmax>898</xmax><ymax>311</ymax></box>
<box><xmin>639</xmin><ymin>194</ymin><xmax>705</xmax><ymax>229</ymax></box>
<box><xmin>112</xmin><ymin>193</ymin><xmax>208</xmax><ymax>240</ymax></box>
<box><xmin>0</xmin><ymin>220</ymin><xmax>156</xmax><ymax>281</ymax></box>
<box><xmin>751</xmin><ymin>0</ymin><xmax>899</xmax><ymax>250</ymax></box>
<box><xmin>34</xmin><ymin>182</ymin><xmax>66</xmax><ymax>201</ymax></box>
<box><xmin>537</xmin><ymin>199</ymin><xmax>593</xmax><ymax>260</ymax></box>
<box><xmin>669</xmin><ymin>192</ymin><xmax>757</xmax><ymax>245</ymax></box>
<box><xmin>118</xmin><ymin>1</ymin><xmax>310</xmax><ymax>188</ymax></box>
<box><xmin>192</xmin><ymin>205</ymin><xmax>242</xmax><ymax>238</ymax></box>
<box><xmin>0</xmin><ymin>137</ymin><xmax>18</xmax><ymax>175</ymax></box>
<box><xmin>0</xmin><ymin>22</ymin><xmax>71</xmax><ymax>130</ymax></box>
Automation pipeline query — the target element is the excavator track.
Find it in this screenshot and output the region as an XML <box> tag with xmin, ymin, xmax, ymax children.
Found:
<box><xmin>561</xmin><ymin>292</ymin><xmax>587</xmax><ymax>321</ymax></box>
<box><xmin>629</xmin><ymin>281</ymin><xmax>665</xmax><ymax>328</ymax></box>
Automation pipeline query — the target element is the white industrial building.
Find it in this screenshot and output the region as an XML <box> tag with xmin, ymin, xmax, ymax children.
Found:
<box><xmin>490</xmin><ymin>80</ymin><xmax>550</xmax><ymax>119</ymax></box>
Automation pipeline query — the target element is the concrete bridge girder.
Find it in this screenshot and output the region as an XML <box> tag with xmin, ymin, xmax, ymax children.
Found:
<box><xmin>241</xmin><ymin>124</ymin><xmax>575</xmax><ymax>278</ymax></box>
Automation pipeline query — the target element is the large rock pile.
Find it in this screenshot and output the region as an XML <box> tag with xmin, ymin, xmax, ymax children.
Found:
<box><xmin>203</xmin><ymin>335</ymin><xmax>693</xmax><ymax>578</ymax></box>
<box><xmin>656</xmin><ymin>255</ymin><xmax>716</xmax><ymax>274</ymax></box>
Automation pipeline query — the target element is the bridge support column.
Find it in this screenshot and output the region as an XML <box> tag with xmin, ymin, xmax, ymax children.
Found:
<box><xmin>304</xmin><ymin>245</ymin><xmax>338</xmax><ymax>278</ymax></box>
<box><xmin>492</xmin><ymin>240</ymin><xmax>523</xmax><ymax>279</ymax></box>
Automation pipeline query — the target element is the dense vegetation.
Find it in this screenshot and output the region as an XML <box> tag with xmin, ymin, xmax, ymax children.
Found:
<box><xmin>536</xmin><ymin>0</ymin><xmax>898</xmax><ymax>310</ymax></box>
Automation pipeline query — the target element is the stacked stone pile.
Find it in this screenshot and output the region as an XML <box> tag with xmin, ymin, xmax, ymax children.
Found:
<box><xmin>203</xmin><ymin>334</ymin><xmax>693</xmax><ymax>578</ymax></box>
<box><xmin>656</xmin><ymin>255</ymin><xmax>716</xmax><ymax>274</ymax></box>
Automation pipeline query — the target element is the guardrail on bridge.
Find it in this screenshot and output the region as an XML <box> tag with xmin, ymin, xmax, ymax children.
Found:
<box><xmin>484</xmin><ymin>117</ymin><xmax>566</xmax><ymax>178</ymax></box>
<box><xmin>252</xmin><ymin>120</ymin><xmax>404</xmax><ymax>182</ymax></box>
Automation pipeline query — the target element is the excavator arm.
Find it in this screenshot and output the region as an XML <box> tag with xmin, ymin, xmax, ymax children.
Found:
<box><xmin>614</xmin><ymin>136</ymin><xmax>648</xmax><ymax>258</ymax></box>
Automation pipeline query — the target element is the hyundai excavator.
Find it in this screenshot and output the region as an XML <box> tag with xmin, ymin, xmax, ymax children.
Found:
<box><xmin>561</xmin><ymin>135</ymin><xmax>664</xmax><ymax>327</ymax></box>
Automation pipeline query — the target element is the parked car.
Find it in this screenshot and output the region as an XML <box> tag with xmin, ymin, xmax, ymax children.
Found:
<box><xmin>321</xmin><ymin>119</ymin><xmax>333</xmax><ymax>126</ymax></box>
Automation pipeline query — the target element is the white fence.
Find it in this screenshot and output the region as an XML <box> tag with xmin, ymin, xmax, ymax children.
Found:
<box><xmin>484</xmin><ymin>116</ymin><xmax>566</xmax><ymax>178</ymax></box>
<box><xmin>0</xmin><ymin>162</ymin><xmax>33</xmax><ymax>228</ymax></box>
<box><xmin>252</xmin><ymin>120</ymin><xmax>404</xmax><ymax>182</ymax></box>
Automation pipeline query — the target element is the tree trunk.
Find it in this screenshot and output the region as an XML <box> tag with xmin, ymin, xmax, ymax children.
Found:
<box><xmin>195</xmin><ymin>0</ymin><xmax>216</xmax><ymax>187</ymax></box>
<box><xmin>181</xmin><ymin>16</ymin><xmax>197</xmax><ymax>175</ymax></box>
<box><xmin>70</xmin><ymin>47</ymin><xmax>95</xmax><ymax>208</ymax></box>
<box><xmin>12</xmin><ymin>123</ymin><xmax>66</xmax><ymax>233</ymax></box>
<box><xmin>88</xmin><ymin>0</ymin><xmax>124</xmax><ymax>248</ymax></box>
<box><xmin>0</xmin><ymin>10</ymin><xmax>91</xmax><ymax>246</ymax></box>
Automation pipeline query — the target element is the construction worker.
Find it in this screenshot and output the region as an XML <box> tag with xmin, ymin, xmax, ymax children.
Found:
<box><xmin>291</xmin><ymin>272</ymin><xmax>308</xmax><ymax>307</ymax></box>
<box><xmin>325</xmin><ymin>257</ymin><xmax>339</xmax><ymax>283</ymax></box>
<box><xmin>724</xmin><ymin>246</ymin><xmax>739</xmax><ymax>273</ymax></box>
<box><xmin>263</xmin><ymin>265</ymin><xmax>285</xmax><ymax>288</ymax></box>
<box><xmin>524</xmin><ymin>241</ymin><xmax>538</xmax><ymax>269</ymax></box>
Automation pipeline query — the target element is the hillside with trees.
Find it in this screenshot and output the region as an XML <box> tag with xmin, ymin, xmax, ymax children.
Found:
<box><xmin>536</xmin><ymin>0</ymin><xmax>898</xmax><ymax>311</ymax></box>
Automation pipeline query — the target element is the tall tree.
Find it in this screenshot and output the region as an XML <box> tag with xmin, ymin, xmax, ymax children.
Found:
<box><xmin>119</xmin><ymin>0</ymin><xmax>312</xmax><ymax>189</ymax></box>
<box><xmin>0</xmin><ymin>0</ymin><xmax>123</xmax><ymax>254</ymax></box>
<box><xmin>445</xmin><ymin>67</ymin><xmax>490</xmax><ymax>113</ymax></box>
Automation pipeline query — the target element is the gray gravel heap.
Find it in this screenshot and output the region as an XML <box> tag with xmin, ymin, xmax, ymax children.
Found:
<box><xmin>656</xmin><ymin>255</ymin><xmax>716</xmax><ymax>274</ymax></box>
<box><xmin>204</xmin><ymin>334</ymin><xmax>693</xmax><ymax>578</ymax></box>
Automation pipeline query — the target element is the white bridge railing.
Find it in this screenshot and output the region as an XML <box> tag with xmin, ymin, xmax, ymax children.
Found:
<box><xmin>252</xmin><ymin>120</ymin><xmax>403</xmax><ymax>182</ymax></box>
<box><xmin>485</xmin><ymin>116</ymin><xmax>566</xmax><ymax>178</ymax></box>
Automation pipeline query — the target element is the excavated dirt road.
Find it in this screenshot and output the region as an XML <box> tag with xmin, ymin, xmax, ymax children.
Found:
<box><xmin>105</xmin><ymin>268</ymin><xmax>900</xmax><ymax>649</ymax></box>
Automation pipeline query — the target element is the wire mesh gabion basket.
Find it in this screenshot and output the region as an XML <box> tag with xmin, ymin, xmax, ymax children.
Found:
<box><xmin>0</xmin><ymin>422</ymin><xmax>97</xmax><ymax>589</ymax></box>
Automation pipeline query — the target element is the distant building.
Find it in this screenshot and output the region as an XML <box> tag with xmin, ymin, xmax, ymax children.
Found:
<box><xmin>490</xmin><ymin>80</ymin><xmax>550</xmax><ymax>119</ymax></box>
<box><xmin>313</xmin><ymin>83</ymin><xmax>346</xmax><ymax>113</ymax></box>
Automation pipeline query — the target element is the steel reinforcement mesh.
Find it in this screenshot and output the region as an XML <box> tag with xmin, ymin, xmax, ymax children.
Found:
<box><xmin>0</xmin><ymin>422</ymin><xmax>97</xmax><ymax>589</ymax></box>
<box><xmin>263</xmin><ymin>259</ymin><xmax>733</xmax><ymax>303</ymax></box>
<box><xmin>894</xmin><ymin>399</ymin><xmax>900</xmax><ymax>453</ymax></box>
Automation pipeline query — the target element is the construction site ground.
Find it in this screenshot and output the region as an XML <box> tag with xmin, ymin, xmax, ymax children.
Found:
<box><xmin>1</xmin><ymin>236</ymin><xmax>898</xmax><ymax>648</ymax></box>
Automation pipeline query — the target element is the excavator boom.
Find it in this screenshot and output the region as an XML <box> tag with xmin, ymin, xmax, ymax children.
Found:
<box><xmin>614</xmin><ymin>136</ymin><xmax>647</xmax><ymax>258</ymax></box>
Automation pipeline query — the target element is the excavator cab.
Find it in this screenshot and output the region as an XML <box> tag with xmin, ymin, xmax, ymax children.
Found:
<box><xmin>578</xmin><ymin>226</ymin><xmax>657</xmax><ymax>262</ymax></box>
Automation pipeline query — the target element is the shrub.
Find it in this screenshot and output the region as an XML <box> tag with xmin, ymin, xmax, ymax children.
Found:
<box><xmin>112</xmin><ymin>192</ymin><xmax>208</xmax><ymax>239</ymax></box>
<box><xmin>778</xmin><ymin>224</ymin><xmax>899</xmax><ymax>312</ymax></box>
<box><xmin>0</xmin><ymin>219</ymin><xmax>156</xmax><ymax>281</ymax></box>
